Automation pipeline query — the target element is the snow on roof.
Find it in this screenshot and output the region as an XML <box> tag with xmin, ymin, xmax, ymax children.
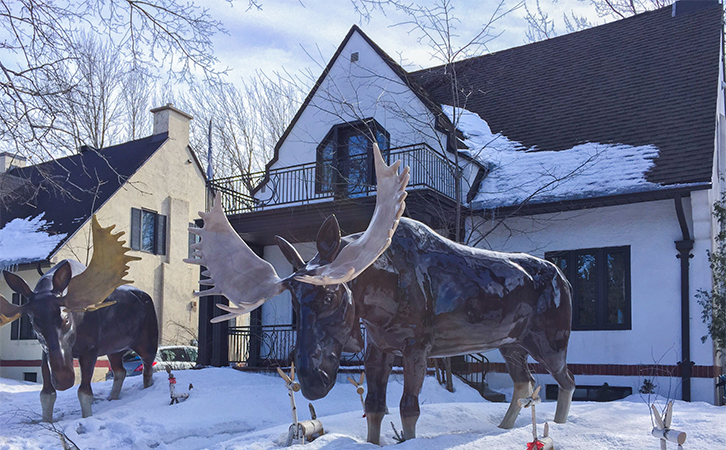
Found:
<box><xmin>442</xmin><ymin>105</ymin><xmax>663</xmax><ymax>210</ymax></box>
<box><xmin>0</xmin><ymin>214</ymin><xmax>66</xmax><ymax>269</ymax></box>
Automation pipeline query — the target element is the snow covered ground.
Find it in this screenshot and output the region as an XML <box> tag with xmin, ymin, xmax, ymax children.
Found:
<box><xmin>1</xmin><ymin>368</ymin><xmax>725</xmax><ymax>449</ymax></box>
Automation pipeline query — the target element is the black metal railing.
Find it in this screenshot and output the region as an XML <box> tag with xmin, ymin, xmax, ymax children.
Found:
<box><xmin>450</xmin><ymin>353</ymin><xmax>491</xmax><ymax>397</ymax></box>
<box><xmin>228</xmin><ymin>323</ymin><xmax>367</xmax><ymax>367</ymax></box>
<box><xmin>210</xmin><ymin>143</ymin><xmax>457</xmax><ymax>215</ymax></box>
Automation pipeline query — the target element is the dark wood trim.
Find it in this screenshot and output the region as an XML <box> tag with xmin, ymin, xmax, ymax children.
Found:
<box><xmin>481</xmin><ymin>362</ymin><xmax>721</xmax><ymax>379</ymax></box>
<box><xmin>0</xmin><ymin>359</ymin><xmax>111</xmax><ymax>368</ymax></box>
<box><xmin>227</xmin><ymin>188</ymin><xmax>460</xmax><ymax>247</ymax></box>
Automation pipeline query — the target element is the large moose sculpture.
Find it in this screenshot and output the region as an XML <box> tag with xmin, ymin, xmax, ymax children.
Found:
<box><xmin>186</xmin><ymin>144</ymin><xmax>575</xmax><ymax>444</ymax></box>
<box><xmin>0</xmin><ymin>216</ymin><xmax>158</xmax><ymax>422</ymax></box>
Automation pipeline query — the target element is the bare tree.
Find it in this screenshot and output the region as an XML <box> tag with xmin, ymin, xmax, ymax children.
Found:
<box><xmin>121</xmin><ymin>67</ymin><xmax>154</xmax><ymax>141</ymax></box>
<box><xmin>523</xmin><ymin>0</ymin><xmax>671</xmax><ymax>43</ymax></box>
<box><xmin>60</xmin><ymin>33</ymin><xmax>126</xmax><ymax>150</ymax></box>
<box><xmin>181</xmin><ymin>71</ymin><xmax>300</xmax><ymax>183</ymax></box>
<box><xmin>0</xmin><ymin>0</ymin><xmax>227</xmax><ymax>199</ymax></box>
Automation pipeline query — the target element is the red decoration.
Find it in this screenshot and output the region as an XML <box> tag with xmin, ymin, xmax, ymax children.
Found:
<box><xmin>526</xmin><ymin>441</ymin><xmax>545</xmax><ymax>450</ymax></box>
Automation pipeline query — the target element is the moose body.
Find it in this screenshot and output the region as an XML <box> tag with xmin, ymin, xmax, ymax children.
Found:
<box><xmin>188</xmin><ymin>145</ymin><xmax>573</xmax><ymax>444</ymax></box>
<box><xmin>285</xmin><ymin>218</ymin><xmax>575</xmax><ymax>444</ymax></box>
<box><xmin>4</xmin><ymin>260</ymin><xmax>158</xmax><ymax>422</ymax></box>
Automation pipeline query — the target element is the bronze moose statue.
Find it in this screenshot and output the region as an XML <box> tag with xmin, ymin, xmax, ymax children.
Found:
<box><xmin>0</xmin><ymin>216</ymin><xmax>158</xmax><ymax>422</ymax></box>
<box><xmin>186</xmin><ymin>144</ymin><xmax>575</xmax><ymax>444</ymax></box>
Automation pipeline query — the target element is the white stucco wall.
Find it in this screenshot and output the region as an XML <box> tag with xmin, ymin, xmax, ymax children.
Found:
<box><xmin>470</xmin><ymin>198</ymin><xmax>716</xmax><ymax>402</ymax></box>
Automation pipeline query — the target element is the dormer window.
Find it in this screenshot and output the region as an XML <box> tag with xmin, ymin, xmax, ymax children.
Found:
<box><xmin>316</xmin><ymin>119</ymin><xmax>389</xmax><ymax>196</ymax></box>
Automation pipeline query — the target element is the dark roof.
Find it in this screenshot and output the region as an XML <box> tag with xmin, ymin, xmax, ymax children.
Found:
<box><xmin>410</xmin><ymin>2</ymin><xmax>723</xmax><ymax>186</ymax></box>
<box><xmin>0</xmin><ymin>133</ymin><xmax>168</xmax><ymax>263</ymax></box>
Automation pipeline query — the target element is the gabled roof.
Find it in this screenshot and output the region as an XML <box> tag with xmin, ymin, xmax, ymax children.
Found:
<box><xmin>410</xmin><ymin>1</ymin><xmax>723</xmax><ymax>187</ymax></box>
<box><xmin>0</xmin><ymin>133</ymin><xmax>168</xmax><ymax>267</ymax></box>
<box><xmin>256</xmin><ymin>25</ymin><xmax>465</xmax><ymax>194</ymax></box>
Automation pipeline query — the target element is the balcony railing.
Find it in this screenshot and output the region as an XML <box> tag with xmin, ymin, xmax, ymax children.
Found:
<box><xmin>210</xmin><ymin>143</ymin><xmax>457</xmax><ymax>215</ymax></box>
<box><xmin>229</xmin><ymin>323</ymin><xmax>367</xmax><ymax>368</ymax></box>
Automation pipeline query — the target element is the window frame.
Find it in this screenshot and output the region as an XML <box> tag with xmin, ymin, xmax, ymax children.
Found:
<box><xmin>130</xmin><ymin>208</ymin><xmax>167</xmax><ymax>256</ymax></box>
<box><xmin>545</xmin><ymin>246</ymin><xmax>632</xmax><ymax>331</ymax></box>
<box><xmin>315</xmin><ymin>119</ymin><xmax>390</xmax><ymax>196</ymax></box>
<box><xmin>10</xmin><ymin>293</ymin><xmax>34</xmax><ymax>340</ymax></box>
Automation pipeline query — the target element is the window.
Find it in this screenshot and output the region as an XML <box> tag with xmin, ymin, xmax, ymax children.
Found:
<box><xmin>10</xmin><ymin>293</ymin><xmax>34</xmax><ymax>340</ymax></box>
<box><xmin>546</xmin><ymin>246</ymin><xmax>631</xmax><ymax>330</ymax></box>
<box><xmin>316</xmin><ymin>119</ymin><xmax>390</xmax><ymax>196</ymax></box>
<box><xmin>188</xmin><ymin>222</ymin><xmax>200</xmax><ymax>260</ymax></box>
<box><xmin>23</xmin><ymin>372</ymin><xmax>37</xmax><ymax>383</ymax></box>
<box><xmin>130</xmin><ymin>208</ymin><xmax>167</xmax><ymax>255</ymax></box>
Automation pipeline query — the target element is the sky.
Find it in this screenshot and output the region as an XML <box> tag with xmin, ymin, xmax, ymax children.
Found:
<box><xmin>202</xmin><ymin>0</ymin><xmax>606</xmax><ymax>84</ymax></box>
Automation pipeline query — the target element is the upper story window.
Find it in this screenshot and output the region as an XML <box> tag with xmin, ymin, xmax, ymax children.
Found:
<box><xmin>130</xmin><ymin>208</ymin><xmax>167</xmax><ymax>255</ymax></box>
<box><xmin>316</xmin><ymin>119</ymin><xmax>389</xmax><ymax>196</ymax></box>
<box><xmin>188</xmin><ymin>222</ymin><xmax>200</xmax><ymax>260</ymax></box>
<box><xmin>10</xmin><ymin>293</ymin><xmax>34</xmax><ymax>340</ymax></box>
<box><xmin>546</xmin><ymin>246</ymin><xmax>631</xmax><ymax>331</ymax></box>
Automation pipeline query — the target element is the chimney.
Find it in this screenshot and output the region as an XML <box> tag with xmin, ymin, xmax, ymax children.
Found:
<box><xmin>672</xmin><ymin>0</ymin><xmax>718</xmax><ymax>16</ymax></box>
<box><xmin>0</xmin><ymin>152</ymin><xmax>27</xmax><ymax>173</ymax></box>
<box><xmin>150</xmin><ymin>103</ymin><xmax>193</xmax><ymax>145</ymax></box>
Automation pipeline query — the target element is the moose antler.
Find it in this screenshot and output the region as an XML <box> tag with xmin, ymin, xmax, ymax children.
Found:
<box><xmin>64</xmin><ymin>216</ymin><xmax>141</xmax><ymax>312</ymax></box>
<box><xmin>0</xmin><ymin>293</ymin><xmax>22</xmax><ymax>326</ymax></box>
<box><xmin>185</xmin><ymin>143</ymin><xmax>409</xmax><ymax>321</ymax></box>
<box><xmin>295</xmin><ymin>143</ymin><xmax>409</xmax><ymax>285</ymax></box>
<box><xmin>184</xmin><ymin>194</ymin><xmax>286</xmax><ymax>323</ymax></box>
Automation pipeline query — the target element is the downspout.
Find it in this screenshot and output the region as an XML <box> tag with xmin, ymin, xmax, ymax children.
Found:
<box><xmin>674</xmin><ymin>193</ymin><xmax>694</xmax><ymax>401</ymax></box>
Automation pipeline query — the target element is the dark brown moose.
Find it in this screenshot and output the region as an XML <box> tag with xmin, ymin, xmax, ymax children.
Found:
<box><xmin>0</xmin><ymin>216</ymin><xmax>158</xmax><ymax>422</ymax></box>
<box><xmin>186</xmin><ymin>144</ymin><xmax>574</xmax><ymax>444</ymax></box>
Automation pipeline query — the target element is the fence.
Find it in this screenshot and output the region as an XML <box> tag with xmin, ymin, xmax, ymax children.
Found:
<box><xmin>228</xmin><ymin>323</ymin><xmax>367</xmax><ymax>367</ymax></box>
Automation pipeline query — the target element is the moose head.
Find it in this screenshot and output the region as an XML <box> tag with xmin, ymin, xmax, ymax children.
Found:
<box><xmin>0</xmin><ymin>217</ymin><xmax>140</xmax><ymax>390</ymax></box>
<box><xmin>186</xmin><ymin>143</ymin><xmax>409</xmax><ymax>399</ymax></box>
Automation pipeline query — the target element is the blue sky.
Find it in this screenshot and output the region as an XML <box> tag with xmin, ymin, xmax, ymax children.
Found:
<box><xmin>203</xmin><ymin>0</ymin><xmax>605</xmax><ymax>83</ymax></box>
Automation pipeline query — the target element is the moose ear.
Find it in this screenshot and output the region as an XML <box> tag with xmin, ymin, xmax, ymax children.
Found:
<box><xmin>51</xmin><ymin>261</ymin><xmax>73</xmax><ymax>295</ymax></box>
<box><xmin>3</xmin><ymin>270</ymin><xmax>33</xmax><ymax>298</ymax></box>
<box><xmin>275</xmin><ymin>236</ymin><xmax>305</xmax><ymax>272</ymax></box>
<box><xmin>316</xmin><ymin>215</ymin><xmax>341</xmax><ymax>264</ymax></box>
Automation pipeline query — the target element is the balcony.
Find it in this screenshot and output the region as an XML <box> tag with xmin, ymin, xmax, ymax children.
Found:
<box><xmin>210</xmin><ymin>143</ymin><xmax>457</xmax><ymax>215</ymax></box>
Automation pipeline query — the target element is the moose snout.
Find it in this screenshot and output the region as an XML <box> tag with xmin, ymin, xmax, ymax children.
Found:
<box><xmin>298</xmin><ymin>366</ymin><xmax>334</xmax><ymax>400</ymax></box>
<box><xmin>51</xmin><ymin>369</ymin><xmax>75</xmax><ymax>391</ymax></box>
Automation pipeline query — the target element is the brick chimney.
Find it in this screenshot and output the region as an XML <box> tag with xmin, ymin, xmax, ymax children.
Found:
<box><xmin>0</xmin><ymin>152</ymin><xmax>27</xmax><ymax>173</ymax></box>
<box><xmin>150</xmin><ymin>103</ymin><xmax>193</xmax><ymax>145</ymax></box>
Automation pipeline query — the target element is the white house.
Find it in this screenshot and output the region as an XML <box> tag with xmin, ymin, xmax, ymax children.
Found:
<box><xmin>0</xmin><ymin>105</ymin><xmax>207</xmax><ymax>383</ymax></box>
<box><xmin>208</xmin><ymin>1</ymin><xmax>724</xmax><ymax>404</ymax></box>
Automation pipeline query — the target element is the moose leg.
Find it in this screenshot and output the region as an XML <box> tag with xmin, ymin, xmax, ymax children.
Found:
<box><xmin>529</xmin><ymin>346</ymin><xmax>575</xmax><ymax>424</ymax></box>
<box><xmin>108</xmin><ymin>352</ymin><xmax>126</xmax><ymax>400</ymax></box>
<box><xmin>135</xmin><ymin>347</ymin><xmax>156</xmax><ymax>389</ymax></box>
<box><xmin>399</xmin><ymin>346</ymin><xmax>430</xmax><ymax>442</ymax></box>
<box><xmin>552</xmin><ymin>367</ymin><xmax>575</xmax><ymax>423</ymax></box>
<box><xmin>77</xmin><ymin>354</ymin><xmax>96</xmax><ymax>418</ymax></box>
<box><xmin>40</xmin><ymin>353</ymin><xmax>57</xmax><ymax>423</ymax></box>
<box><xmin>498</xmin><ymin>345</ymin><xmax>534</xmax><ymax>429</ymax></box>
<box><xmin>364</xmin><ymin>345</ymin><xmax>395</xmax><ymax>445</ymax></box>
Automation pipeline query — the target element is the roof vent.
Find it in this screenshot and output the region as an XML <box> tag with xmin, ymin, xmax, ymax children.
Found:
<box><xmin>78</xmin><ymin>145</ymin><xmax>96</xmax><ymax>153</ymax></box>
<box><xmin>351</xmin><ymin>52</ymin><xmax>359</xmax><ymax>63</ymax></box>
<box><xmin>672</xmin><ymin>0</ymin><xmax>718</xmax><ymax>16</ymax></box>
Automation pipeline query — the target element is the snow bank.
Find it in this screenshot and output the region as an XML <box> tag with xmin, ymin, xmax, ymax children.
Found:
<box><xmin>1</xmin><ymin>368</ymin><xmax>725</xmax><ymax>449</ymax></box>
<box><xmin>442</xmin><ymin>106</ymin><xmax>664</xmax><ymax>209</ymax></box>
<box><xmin>0</xmin><ymin>214</ymin><xmax>65</xmax><ymax>269</ymax></box>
